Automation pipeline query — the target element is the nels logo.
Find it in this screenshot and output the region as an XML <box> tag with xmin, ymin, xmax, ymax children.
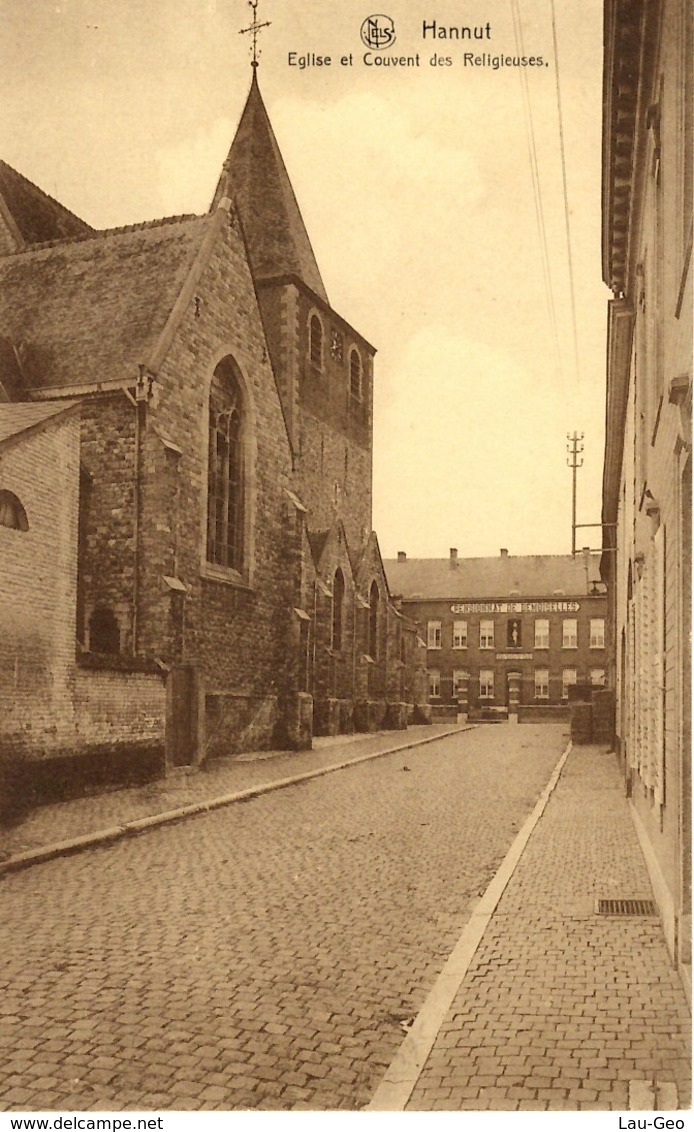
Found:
<box><xmin>360</xmin><ymin>14</ymin><xmax>396</xmax><ymax>50</ymax></box>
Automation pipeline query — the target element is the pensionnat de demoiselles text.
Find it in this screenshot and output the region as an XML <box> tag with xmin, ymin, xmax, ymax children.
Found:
<box><xmin>287</xmin><ymin>22</ymin><xmax>546</xmax><ymax>70</ymax></box>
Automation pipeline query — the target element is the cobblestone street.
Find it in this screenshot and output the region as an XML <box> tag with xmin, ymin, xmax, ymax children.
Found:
<box><xmin>1</xmin><ymin>725</ymin><xmax>565</xmax><ymax>1111</ymax></box>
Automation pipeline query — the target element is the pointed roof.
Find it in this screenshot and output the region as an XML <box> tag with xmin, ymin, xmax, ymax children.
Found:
<box><xmin>0</xmin><ymin>215</ymin><xmax>208</xmax><ymax>390</ymax></box>
<box><xmin>0</xmin><ymin>160</ymin><xmax>94</xmax><ymax>249</ymax></box>
<box><xmin>212</xmin><ymin>72</ymin><xmax>328</xmax><ymax>302</ymax></box>
<box><xmin>0</xmin><ymin>400</ymin><xmax>79</xmax><ymax>447</ymax></box>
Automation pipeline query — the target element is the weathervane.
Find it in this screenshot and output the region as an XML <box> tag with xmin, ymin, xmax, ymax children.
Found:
<box><xmin>239</xmin><ymin>0</ymin><xmax>271</xmax><ymax>69</ymax></box>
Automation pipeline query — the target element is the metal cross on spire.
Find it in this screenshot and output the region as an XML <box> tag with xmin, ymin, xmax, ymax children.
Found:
<box><xmin>239</xmin><ymin>0</ymin><xmax>271</xmax><ymax>69</ymax></box>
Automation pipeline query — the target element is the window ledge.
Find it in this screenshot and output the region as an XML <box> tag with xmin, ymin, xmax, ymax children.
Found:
<box><xmin>201</xmin><ymin>563</ymin><xmax>254</xmax><ymax>591</ymax></box>
<box><xmin>76</xmin><ymin>651</ymin><xmax>163</xmax><ymax>675</ymax></box>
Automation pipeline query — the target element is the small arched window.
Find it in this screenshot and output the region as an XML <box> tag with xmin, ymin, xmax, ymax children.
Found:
<box><xmin>369</xmin><ymin>580</ymin><xmax>380</xmax><ymax>660</ymax></box>
<box><xmin>349</xmin><ymin>349</ymin><xmax>362</xmax><ymax>400</ymax></box>
<box><xmin>0</xmin><ymin>490</ymin><xmax>28</xmax><ymax>531</ymax></box>
<box><xmin>89</xmin><ymin>606</ymin><xmax>120</xmax><ymax>655</ymax></box>
<box><xmin>207</xmin><ymin>357</ymin><xmax>245</xmax><ymax>572</ymax></box>
<box><xmin>309</xmin><ymin>314</ymin><xmax>323</xmax><ymax>369</ymax></box>
<box><xmin>332</xmin><ymin>568</ymin><xmax>345</xmax><ymax>652</ymax></box>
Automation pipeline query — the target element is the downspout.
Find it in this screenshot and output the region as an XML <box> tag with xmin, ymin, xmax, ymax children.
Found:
<box><xmin>130</xmin><ymin>366</ymin><xmax>152</xmax><ymax>653</ymax></box>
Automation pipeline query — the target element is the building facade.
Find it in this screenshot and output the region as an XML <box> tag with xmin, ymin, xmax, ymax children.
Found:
<box><xmin>0</xmin><ymin>72</ymin><xmax>427</xmax><ymax>802</ymax></box>
<box><xmin>601</xmin><ymin>0</ymin><xmax>691</xmax><ymax>982</ymax></box>
<box><xmin>385</xmin><ymin>549</ymin><xmax>607</xmax><ymax>721</ymax></box>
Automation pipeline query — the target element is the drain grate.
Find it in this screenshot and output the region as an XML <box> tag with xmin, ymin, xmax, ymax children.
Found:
<box><xmin>596</xmin><ymin>898</ymin><xmax>657</xmax><ymax>916</ymax></box>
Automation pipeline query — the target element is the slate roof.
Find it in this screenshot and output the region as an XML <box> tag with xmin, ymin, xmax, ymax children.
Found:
<box><xmin>0</xmin><ymin>160</ymin><xmax>94</xmax><ymax>246</ymax></box>
<box><xmin>0</xmin><ymin>215</ymin><xmax>209</xmax><ymax>390</ymax></box>
<box><xmin>0</xmin><ymin>400</ymin><xmax>78</xmax><ymax>446</ymax></box>
<box><xmin>212</xmin><ymin>72</ymin><xmax>328</xmax><ymax>302</ymax></box>
<box><xmin>383</xmin><ymin>554</ymin><xmax>602</xmax><ymax>601</ymax></box>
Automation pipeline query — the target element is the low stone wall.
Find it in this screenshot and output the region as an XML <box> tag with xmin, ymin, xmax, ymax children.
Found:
<box><xmin>203</xmin><ymin>692</ymin><xmax>282</xmax><ymax>758</ymax></box>
<box><xmin>517</xmin><ymin>704</ymin><xmax>570</xmax><ymax>723</ymax></box>
<box><xmin>0</xmin><ymin>664</ymin><xmax>167</xmax><ymax>822</ymax></box>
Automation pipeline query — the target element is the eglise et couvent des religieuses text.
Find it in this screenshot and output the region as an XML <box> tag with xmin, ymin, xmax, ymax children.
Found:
<box><xmin>288</xmin><ymin>20</ymin><xmax>548</xmax><ymax>71</ymax></box>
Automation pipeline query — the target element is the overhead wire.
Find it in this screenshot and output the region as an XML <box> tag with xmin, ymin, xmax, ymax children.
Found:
<box><xmin>550</xmin><ymin>0</ymin><xmax>582</xmax><ymax>386</ymax></box>
<box><xmin>510</xmin><ymin>0</ymin><xmax>565</xmax><ymax>389</ymax></box>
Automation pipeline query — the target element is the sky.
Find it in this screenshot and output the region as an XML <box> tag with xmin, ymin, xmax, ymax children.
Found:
<box><xmin>0</xmin><ymin>0</ymin><xmax>611</xmax><ymax>561</ymax></box>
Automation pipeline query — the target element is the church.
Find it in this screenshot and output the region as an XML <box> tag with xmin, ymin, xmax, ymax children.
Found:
<box><xmin>0</xmin><ymin>66</ymin><xmax>428</xmax><ymax>805</ymax></box>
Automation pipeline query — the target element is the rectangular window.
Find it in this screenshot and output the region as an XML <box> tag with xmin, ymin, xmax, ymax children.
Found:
<box><xmin>590</xmin><ymin>668</ymin><xmax>606</xmax><ymax>686</ymax></box>
<box><xmin>452</xmin><ymin>669</ymin><xmax>468</xmax><ymax>697</ymax></box>
<box><xmin>479</xmin><ymin>619</ymin><xmax>494</xmax><ymax>649</ymax></box>
<box><xmin>535</xmin><ymin>668</ymin><xmax>550</xmax><ymax>699</ymax></box>
<box><xmin>534</xmin><ymin>618</ymin><xmax>550</xmax><ymax>649</ymax></box>
<box><xmin>479</xmin><ymin>669</ymin><xmax>494</xmax><ymax>699</ymax></box>
<box><xmin>562</xmin><ymin>668</ymin><xmax>577</xmax><ymax>698</ymax></box>
<box><xmin>452</xmin><ymin>620</ymin><xmax>468</xmax><ymax>649</ymax></box>
<box><xmin>590</xmin><ymin>618</ymin><xmax>605</xmax><ymax>648</ymax></box>
<box><xmin>562</xmin><ymin>619</ymin><xmax>578</xmax><ymax>648</ymax></box>
<box><xmin>427</xmin><ymin>620</ymin><xmax>442</xmax><ymax>649</ymax></box>
<box><xmin>428</xmin><ymin>669</ymin><xmax>441</xmax><ymax>698</ymax></box>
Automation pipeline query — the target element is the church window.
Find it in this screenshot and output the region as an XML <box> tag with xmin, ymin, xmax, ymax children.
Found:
<box><xmin>332</xmin><ymin>568</ymin><xmax>345</xmax><ymax>652</ymax></box>
<box><xmin>330</xmin><ymin>329</ymin><xmax>343</xmax><ymax>361</ymax></box>
<box><xmin>349</xmin><ymin>348</ymin><xmax>363</xmax><ymax>400</ymax></box>
<box><xmin>369</xmin><ymin>581</ymin><xmax>380</xmax><ymax>659</ymax></box>
<box><xmin>89</xmin><ymin>606</ymin><xmax>120</xmax><ymax>655</ymax></box>
<box><xmin>0</xmin><ymin>490</ymin><xmax>28</xmax><ymax>531</ymax></box>
<box><xmin>206</xmin><ymin>358</ymin><xmax>244</xmax><ymax>572</ymax></box>
<box><xmin>309</xmin><ymin>314</ymin><xmax>324</xmax><ymax>369</ymax></box>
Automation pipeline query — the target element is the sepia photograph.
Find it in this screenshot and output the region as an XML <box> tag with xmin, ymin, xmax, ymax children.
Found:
<box><xmin>0</xmin><ymin>0</ymin><xmax>691</xmax><ymax>1124</ymax></box>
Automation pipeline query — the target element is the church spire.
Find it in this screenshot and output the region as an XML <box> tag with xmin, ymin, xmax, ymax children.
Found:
<box><xmin>211</xmin><ymin>35</ymin><xmax>328</xmax><ymax>301</ymax></box>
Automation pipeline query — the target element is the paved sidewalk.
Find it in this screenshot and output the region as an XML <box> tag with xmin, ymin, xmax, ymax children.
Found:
<box><xmin>0</xmin><ymin>724</ymin><xmax>466</xmax><ymax>866</ymax></box>
<box><xmin>376</xmin><ymin>742</ymin><xmax>691</xmax><ymax>1112</ymax></box>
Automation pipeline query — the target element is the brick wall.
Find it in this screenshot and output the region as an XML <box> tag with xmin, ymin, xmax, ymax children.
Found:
<box><xmin>73</xmin><ymin>666</ymin><xmax>165</xmax><ymax>748</ymax></box>
<box><xmin>0</xmin><ymin>412</ymin><xmax>166</xmax><ymax>769</ymax></box>
<box><xmin>0</xmin><ymin>413</ymin><xmax>80</xmax><ymax>751</ymax></box>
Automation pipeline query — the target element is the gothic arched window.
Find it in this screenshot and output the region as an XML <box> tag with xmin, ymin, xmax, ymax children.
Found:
<box><xmin>206</xmin><ymin>357</ymin><xmax>244</xmax><ymax>572</ymax></box>
<box><xmin>89</xmin><ymin>606</ymin><xmax>120</xmax><ymax>655</ymax></box>
<box><xmin>309</xmin><ymin>314</ymin><xmax>323</xmax><ymax>369</ymax></box>
<box><xmin>349</xmin><ymin>348</ymin><xmax>362</xmax><ymax>400</ymax></box>
<box><xmin>0</xmin><ymin>490</ymin><xmax>28</xmax><ymax>531</ymax></box>
<box><xmin>369</xmin><ymin>580</ymin><xmax>380</xmax><ymax>660</ymax></box>
<box><xmin>332</xmin><ymin>568</ymin><xmax>345</xmax><ymax>652</ymax></box>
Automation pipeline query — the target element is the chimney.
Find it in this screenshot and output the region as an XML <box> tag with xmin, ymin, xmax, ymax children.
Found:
<box><xmin>581</xmin><ymin>546</ymin><xmax>591</xmax><ymax>554</ymax></box>
<box><xmin>500</xmin><ymin>548</ymin><xmax>508</xmax><ymax>557</ymax></box>
<box><xmin>450</xmin><ymin>548</ymin><xmax>458</xmax><ymax>565</ymax></box>
<box><xmin>397</xmin><ymin>551</ymin><xmax>406</xmax><ymax>563</ymax></box>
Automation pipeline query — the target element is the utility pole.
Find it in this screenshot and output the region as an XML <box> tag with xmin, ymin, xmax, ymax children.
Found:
<box><xmin>566</xmin><ymin>432</ymin><xmax>584</xmax><ymax>556</ymax></box>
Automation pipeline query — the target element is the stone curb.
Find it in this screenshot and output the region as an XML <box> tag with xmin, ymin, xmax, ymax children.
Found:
<box><xmin>365</xmin><ymin>738</ymin><xmax>573</xmax><ymax>1112</ymax></box>
<box><xmin>0</xmin><ymin>724</ymin><xmax>475</xmax><ymax>877</ymax></box>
